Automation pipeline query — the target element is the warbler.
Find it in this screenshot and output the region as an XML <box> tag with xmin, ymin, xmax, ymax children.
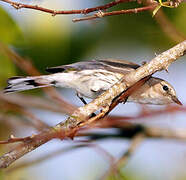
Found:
<box><xmin>4</xmin><ymin>59</ymin><xmax>182</xmax><ymax>105</ymax></box>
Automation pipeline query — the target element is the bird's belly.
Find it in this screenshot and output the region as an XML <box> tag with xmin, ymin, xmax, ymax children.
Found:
<box><xmin>54</xmin><ymin>70</ymin><xmax>122</xmax><ymax>99</ymax></box>
<box><xmin>75</xmin><ymin>80</ymin><xmax>112</xmax><ymax>99</ymax></box>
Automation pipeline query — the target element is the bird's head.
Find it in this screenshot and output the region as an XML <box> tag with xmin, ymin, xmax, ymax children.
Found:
<box><xmin>148</xmin><ymin>78</ymin><xmax>182</xmax><ymax>105</ymax></box>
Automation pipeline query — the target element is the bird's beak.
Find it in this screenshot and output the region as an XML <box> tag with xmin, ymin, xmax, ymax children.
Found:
<box><xmin>172</xmin><ymin>96</ymin><xmax>183</xmax><ymax>106</ymax></box>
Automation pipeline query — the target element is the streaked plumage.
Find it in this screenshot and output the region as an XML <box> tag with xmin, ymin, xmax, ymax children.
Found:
<box><xmin>4</xmin><ymin>59</ymin><xmax>182</xmax><ymax>105</ymax></box>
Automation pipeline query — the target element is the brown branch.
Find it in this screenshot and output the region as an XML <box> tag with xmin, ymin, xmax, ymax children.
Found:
<box><xmin>0</xmin><ymin>114</ymin><xmax>48</xmax><ymax>132</ymax></box>
<box><xmin>72</xmin><ymin>77</ymin><xmax>150</xmax><ymax>132</ymax></box>
<box><xmin>0</xmin><ymin>0</ymin><xmax>132</xmax><ymax>16</ymax></box>
<box><xmin>0</xmin><ymin>135</ymin><xmax>31</xmax><ymax>144</ymax></box>
<box><xmin>0</xmin><ymin>0</ymin><xmax>184</xmax><ymax>22</ymax></box>
<box><xmin>0</xmin><ymin>41</ymin><xmax>185</xmax><ymax>168</ymax></box>
<box><xmin>73</xmin><ymin>0</ymin><xmax>184</xmax><ymax>22</ymax></box>
<box><xmin>0</xmin><ymin>95</ymin><xmax>50</xmax><ymax>131</ymax></box>
<box><xmin>107</xmin><ymin>75</ymin><xmax>151</xmax><ymax>114</ymax></box>
<box><xmin>19</xmin><ymin>109</ymin><xmax>50</xmax><ymax>130</ymax></box>
<box><xmin>83</xmin><ymin>118</ymin><xmax>186</xmax><ymax>142</ymax></box>
<box><xmin>69</xmin><ymin>40</ymin><xmax>186</xmax><ymax>124</ymax></box>
<box><xmin>117</xmin><ymin>133</ymin><xmax>144</xmax><ymax>166</ymax></box>
<box><xmin>73</xmin><ymin>5</ymin><xmax>157</xmax><ymax>22</ymax></box>
<box><xmin>75</xmin><ymin>75</ymin><xmax>151</xmax><ymax>130</ymax></box>
<box><xmin>97</xmin><ymin>105</ymin><xmax>186</xmax><ymax>129</ymax></box>
<box><xmin>0</xmin><ymin>93</ymin><xmax>65</xmax><ymax>114</ymax></box>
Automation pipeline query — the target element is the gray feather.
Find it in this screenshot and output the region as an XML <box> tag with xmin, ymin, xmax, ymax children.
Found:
<box><xmin>46</xmin><ymin>59</ymin><xmax>140</xmax><ymax>74</ymax></box>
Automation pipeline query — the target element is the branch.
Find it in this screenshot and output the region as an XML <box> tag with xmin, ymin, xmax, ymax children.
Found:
<box><xmin>73</xmin><ymin>5</ymin><xmax>157</xmax><ymax>22</ymax></box>
<box><xmin>84</xmin><ymin>123</ymin><xmax>186</xmax><ymax>142</ymax></box>
<box><xmin>0</xmin><ymin>40</ymin><xmax>185</xmax><ymax>168</ymax></box>
<box><xmin>0</xmin><ymin>93</ymin><xmax>65</xmax><ymax>114</ymax></box>
<box><xmin>71</xmin><ymin>40</ymin><xmax>186</xmax><ymax>121</ymax></box>
<box><xmin>95</xmin><ymin>105</ymin><xmax>186</xmax><ymax>129</ymax></box>
<box><xmin>0</xmin><ymin>93</ymin><xmax>50</xmax><ymax>130</ymax></box>
<box><xmin>1</xmin><ymin>0</ymin><xmax>183</xmax><ymax>22</ymax></box>
<box><xmin>0</xmin><ymin>0</ymin><xmax>132</xmax><ymax>16</ymax></box>
<box><xmin>0</xmin><ymin>135</ymin><xmax>31</xmax><ymax>144</ymax></box>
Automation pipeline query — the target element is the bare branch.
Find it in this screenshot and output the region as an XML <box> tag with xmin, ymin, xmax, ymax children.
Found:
<box><xmin>0</xmin><ymin>93</ymin><xmax>65</xmax><ymax>114</ymax></box>
<box><xmin>0</xmin><ymin>40</ymin><xmax>185</xmax><ymax>168</ymax></box>
<box><xmin>1</xmin><ymin>0</ymin><xmax>183</xmax><ymax>22</ymax></box>
<box><xmin>84</xmin><ymin>122</ymin><xmax>186</xmax><ymax>142</ymax></box>
<box><xmin>0</xmin><ymin>93</ymin><xmax>50</xmax><ymax>130</ymax></box>
<box><xmin>0</xmin><ymin>0</ymin><xmax>133</xmax><ymax>16</ymax></box>
<box><xmin>0</xmin><ymin>135</ymin><xmax>31</xmax><ymax>144</ymax></box>
<box><xmin>70</xmin><ymin>40</ymin><xmax>186</xmax><ymax>122</ymax></box>
<box><xmin>117</xmin><ymin>133</ymin><xmax>144</xmax><ymax>166</ymax></box>
<box><xmin>73</xmin><ymin>5</ymin><xmax>156</xmax><ymax>22</ymax></box>
<box><xmin>98</xmin><ymin>105</ymin><xmax>186</xmax><ymax>129</ymax></box>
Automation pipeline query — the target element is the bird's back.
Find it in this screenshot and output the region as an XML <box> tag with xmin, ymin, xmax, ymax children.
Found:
<box><xmin>46</xmin><ymin>59</ymin><xmax>140</xmax><ymax>75</ymax></box>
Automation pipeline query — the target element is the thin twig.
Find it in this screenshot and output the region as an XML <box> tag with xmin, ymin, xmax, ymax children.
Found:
<box><xmin>95</xmin><ymin>105</ymin><xmax>186</xmax><ymax>129</ymax></box>
<box><xmin>0</xmin><ymin>93</ymin><xmax>65</xmax><ymax>114</ymax></box>
<box><xmin>0</xmin><ymin>0</ymin><xmax>133</xmax><ymax>16</ymax></box>
<box><xmin>83</xmin><ymin>124</ymin><xmax>186</xmax><ymax>142</ymax></box>
<box><xmin>117</xmin><ymin>133</ymin><xmax>144</xmax><ymax>167</ymax></box>
<box><xmin>0</xmin><ymin>96</ymin><xmax>50</xmax><ymax>130</ymax></box>
<box><xmin>0</xmin><ymin>135</ymin><xmax>31</xmax><ymax>144</ymax></box>
<box><xmin>73</xmin><ymin>5</ymin><xmax>157</xmax><ymax>22</ymax></box>
<box><xmin>1</xmin><ymin>0</ymin><xmax>183</xmax><ymax>22</ymax></box>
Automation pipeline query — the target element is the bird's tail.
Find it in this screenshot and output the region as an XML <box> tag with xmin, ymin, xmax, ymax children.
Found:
<box><xmin>4</xmin><ymin>75</ymin><xmax>52</xmax><ymax>93</ymax></box>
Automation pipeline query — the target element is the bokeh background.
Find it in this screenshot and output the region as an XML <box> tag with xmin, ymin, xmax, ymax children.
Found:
<box><xmin>0</xmin><ymin>0</ymin><xmax>186</xmax><ymax>179</ymax></box>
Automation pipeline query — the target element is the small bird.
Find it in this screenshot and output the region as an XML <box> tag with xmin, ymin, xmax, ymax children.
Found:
<box><xmin>4</xmin><ymin>59</ymin><xmax>182</xmax><ymax>105</ymax></box>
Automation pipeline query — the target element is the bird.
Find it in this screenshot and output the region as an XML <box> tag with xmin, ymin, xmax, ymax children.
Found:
<box><xmin>4</xmin><ymin>59</ymin><xmax>182</xmax><ymax>106</ymax></box>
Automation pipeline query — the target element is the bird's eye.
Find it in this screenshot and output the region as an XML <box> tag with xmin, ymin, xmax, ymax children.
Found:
<box><xmin>163</xmin><ymin>85</ymin><xmax>169</xmax><ymax>91</ymax></box>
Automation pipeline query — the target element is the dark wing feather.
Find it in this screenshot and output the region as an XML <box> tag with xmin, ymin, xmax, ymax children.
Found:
<box><xmin>98</xmin><ymin>59</ymin><xmax>140</xmax><ymax>74</ymax></box>
<box><xmin>46</xmin><ymin>60</ymin><xmax>102</xmax><ymax>73</ymax></box>
<box><xmin>46</xmin><ymin>59</ymin><xmax>140</xmax><ymax>74</ymax></box>
<box><xmin>98</xmin><ymin>59</ymin><xmax>140</xmax><ymax>69</ymax></box>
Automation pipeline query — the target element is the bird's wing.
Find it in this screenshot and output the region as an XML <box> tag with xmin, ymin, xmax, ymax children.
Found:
<box><xmin>46</xmin><ymin>60</ymin><xmax>103</xmax><ymax>73</ymax></box>
<box><xmin>46</xmin><ymin>59</ymin><xmax>140</xmax><ymax>74</ymax></box>
<box><xmin>97</xmin><ymin>59</ymin><xmax>140</xmax><ymax>74</ymax></box>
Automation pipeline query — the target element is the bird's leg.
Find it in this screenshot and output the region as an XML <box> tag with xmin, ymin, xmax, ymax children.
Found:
<box><xmin>76</xmin><ymin>92</ymin><xmax>96</xmax><ymax>117</ymax></box>
<box><xmin>76</xmin><ymin>92</ymin><xmax>87</xmax><ymax>105</ymax></box>
<box><xmin>122</xmin><ymin>97</ymin><xmax>128</xmax><ymax>104</ymax></box>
